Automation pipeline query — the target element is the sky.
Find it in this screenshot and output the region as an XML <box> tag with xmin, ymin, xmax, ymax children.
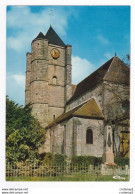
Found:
<box><xmin>6</xmin><ymin>6</ymin><xmax>130</xmax><ymax>106</ymax></box>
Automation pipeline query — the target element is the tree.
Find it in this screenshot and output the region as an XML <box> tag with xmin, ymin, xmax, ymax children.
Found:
<box><xmin>6</xmin><ymin>96</ymin><xmax>46</xmax><ymax>164</ymax></box>
<box><xmin>103</xmin><ymin>82</ymin><xmax>129</xmax><ymax>157</ymax></box>
<box><xmin>122</xmin><ymin>54</ymin><xmax>130</xmax><ymax>67</ymax></box>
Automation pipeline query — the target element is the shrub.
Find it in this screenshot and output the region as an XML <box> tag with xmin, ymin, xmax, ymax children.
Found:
<box><xmin>42</xmin><ymin>153</ymin><xmax>54</xmax><ymax>165</ymax></box>
<box><xmin>71</xmin><ymin>156</ymin><xmax>102</xmax><ymax>166</ymax></box>
<box><xmin>114</xmin><ymin>157</ymin><xmax>129</xmax><ymax>166</ymax></box>
<box><xmin>42</xmin><ymin>153</ymin><xmax>67</xmax><ymax>165</ymax></box>
<box><xmin>53</xmin><ymin>154</ymin><xmax>67</xmax><ymax>165</ymax></box>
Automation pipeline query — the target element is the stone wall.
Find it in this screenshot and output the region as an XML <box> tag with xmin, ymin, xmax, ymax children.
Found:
<box><xmin>25</xmin><ymin>36</ymin><xmax>73</xmax><ymax>127</ymax></box>
<box><xmin>47</xmin><ymin>116</ymin><xmax>104</xmax><ymax>157</ymax></box>
<box><xmin>66</xmin><ymin>83</ymin><xmax>103</xmax><ymax>112</ymax></box>
<box><xmin>49</xmin><ymin>119</ymin><xmax>73</xmax><ymax>156</ymax></box>
<box><xmin>73</xmin><ymin>117</ymin><xmax>104</xmax><ymax>157</ymax></box>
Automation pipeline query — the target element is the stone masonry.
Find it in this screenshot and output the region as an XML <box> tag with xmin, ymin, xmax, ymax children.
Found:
<box><xmin>25</xmin><ymin>27</ymin><xmax>72</xmax><ymax>127</ymax></box>
<box><xmin>25</xmin><ymin>26</ymin><xmax>129</xmax><ymax>160</ymax></box>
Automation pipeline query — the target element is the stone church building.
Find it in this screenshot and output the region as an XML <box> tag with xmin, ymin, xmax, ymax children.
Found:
<box><xmin>25</xmin><ymin>26</ymin><xmax>129</xmax><ymax>163</ymax></box>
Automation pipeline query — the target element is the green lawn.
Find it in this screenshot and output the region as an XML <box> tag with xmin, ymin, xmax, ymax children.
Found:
<box><xmin>6</xmin><ymin>175</ymin><xmax>129</xmax><ymax>181</ymax></box>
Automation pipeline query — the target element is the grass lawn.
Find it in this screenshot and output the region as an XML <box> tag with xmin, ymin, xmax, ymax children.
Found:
<box><xmin>6</xmin><ymin>174</ymin><xmax>129</xmax><ymax>181</ymax></box>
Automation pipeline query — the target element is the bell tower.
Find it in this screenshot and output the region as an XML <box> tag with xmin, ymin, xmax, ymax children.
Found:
<box><xmin>25</xmin><ymin>26</ymin><xmax>72</xmax><ymax>127</ymax></box>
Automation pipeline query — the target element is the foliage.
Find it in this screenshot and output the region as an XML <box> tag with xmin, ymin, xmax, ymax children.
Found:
<box><xmin>122</xmin><ymin>54</ymin><xmax>130</xmax><ymax>67</ymax></box>
<box><xmin>53</xmin><ymin>154</ymin><xmax>67</xmax><ymax>165</ymax></box>
<box><xmin>41</xmin><ymin>153</ymin><xmax>54</xmax><ymax>165</ymax></box>
<box><xmin>41</xmin><ymin>154</ymin><xmax>102</xmax><ymax>167</ymax></box>
<box><xmin>6</xmin><ymin>96</ymin><xmax>34</xmax><ymax>138</ymax></box>
<box><xmin>114</xmin><ymin>157</ymin><xmax>129</xmax><ymax>166</ymax></box>
<box><xmin>71</xmin><ymin>156</ymin><xmax>102</xmax><ymax>166</ymax></box>
<box><xmin>6</xmin><ymin>96</ymin><xmax>45</xmax><ymax>164</ymax></box>
<box><xmin>103</xmin><ymin>74</ymin><xmax>129</xmax><ymax>157</ymax></box>
<box><xmin>41</xmin><ymin>153</ymin><xmax>67</xmax><ymax>165</ymax></box>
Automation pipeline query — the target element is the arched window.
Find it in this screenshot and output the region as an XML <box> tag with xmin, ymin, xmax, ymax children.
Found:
<box><xmin>86</xmin><ymin>129</ymin><xmax>93</xmax><ymax>144</ymax></box>
<box><xmin>52</xmin><ymin>76</ymin><xmax>57</xmax><ymax>85</ymax></box>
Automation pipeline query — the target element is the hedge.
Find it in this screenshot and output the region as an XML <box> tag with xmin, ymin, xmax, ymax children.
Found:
<box><xmin>71</xmin><ymin>156</ymin><xmax>102</xmax><ymax>166</ymax></box>
<box><xmin>114</xmin><ymin>157</ymin><xmax>129</xmax><ymax>166</ymax></box>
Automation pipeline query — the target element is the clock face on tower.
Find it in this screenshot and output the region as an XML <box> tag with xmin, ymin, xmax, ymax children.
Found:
<box><xmin>51</xmin><ymin>48</ymin><xmax>60</xmax><ymax>59</ymax></box>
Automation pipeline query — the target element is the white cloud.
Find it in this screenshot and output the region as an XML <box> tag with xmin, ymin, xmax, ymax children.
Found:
<box><xmin>7</xmin><ymin>6</ymin><xmax>72</xmax><ymax>51</ymax></box>
<box><xmin>12</xmin><ymin>74</ymin><xmax>25</xmax><ymax>87</ymax></box>
<box><xmin>72</xmin><ymin>56</ymin><xmax>95</xmax><ymax>84</ymax></box>
<box><xmin>6</xmin><ymin>73</ymin><xmax>25</xmax><ymax>105</ymax></box>
<box><xmin>7</xmin><ymin>36</ymin><xmax>25</xmax><ymax>51</ymax></box>
<box><xmin>97</xmin><ymin>34</ymin><xmax>109</xmax><ymax>45</ymax></box>
<box><xmin>7</xmin><ymin>73</ymin><xmax>25</xmax><ymax>87</ymax></box>
<box><xmin>104</xmin><ymin>52</ymin><xmax>112</xmax><ymax>59</ymax></box>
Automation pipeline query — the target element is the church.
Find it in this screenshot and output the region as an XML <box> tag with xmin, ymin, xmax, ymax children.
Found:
<box><xmin>25</xmin><ymin>26</ymin><xmax>129</xmax><ymax>163</ymax></box>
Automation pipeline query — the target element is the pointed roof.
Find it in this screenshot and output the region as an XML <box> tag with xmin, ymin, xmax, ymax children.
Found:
<box><xmin>36</xmin><ymin>32</ymin><xmax>45</xmax><ymax>39</ymax></box>
<box><xmin>67</xmin><ymin>56</ymin><xmax>129</xmax><ymax>104</ymax></box>
<box><xmin>32</xmin><ymin>32</ymin><xmax>45</xmax><ymax>42</ymax></box>
<box><xmin>45</xmin><ymin>98</ymin><xmax>104</xmax><ymax>129</ymax></box>
<box><xmin>45</xmin><ymin>26</ymin><xmax>65</xmax><ymax>47</ymax></box>
<box><xmin>103</xmin><ymin>56</ymin><xmax>129</xmax><ymax>84</ymax></box>
<box><xmin>73</xmin><ymin>98</ymin><xmax>103</xmax><ymax>118</ymax></box>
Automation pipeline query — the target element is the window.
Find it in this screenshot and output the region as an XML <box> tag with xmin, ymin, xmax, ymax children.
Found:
<box><xmin>86</xmin><ymin>128</ymin><xmax>93</xmax><ymax>144</ymax></box>
<box><xmin>53</xmin><ymin>115</ymin><xmax>55</xmax><ymax>120</ymax></box>
<box><xmin>52</xmin><ymin>76</ymin><xmax>57</xmax><ymax>85</ymax></box>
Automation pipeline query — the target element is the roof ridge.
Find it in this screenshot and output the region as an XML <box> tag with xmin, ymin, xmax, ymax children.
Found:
<box><xmin>76</xmin><ymin>57</ymin><xmax>115</xmax><ymax>86</ymax></box>
<box><xmin>102</xmin><ymin>56</ymin><xmax>115</xmax><ymax>80</ymax></box>
<box><xmin>45</xmin><ymin>98</ymin><xmax>103</xmax><ymax>129</ymax></box>
<box><xmin>45</xmin><ymin>100</ymin><xmax>88</xmax><ymax>129</ymax></box>
<box><xmin>67</xmin><ymin>57</ymin><xmax>115</xmax><ymax>104</ymax></box>
<box><xmin>74</xmin><ymin>99</ymin><xmax>91</xmax><ymax>113</ymax></box>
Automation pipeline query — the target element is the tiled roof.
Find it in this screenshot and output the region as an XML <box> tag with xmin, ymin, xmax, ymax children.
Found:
<box><xmin>45</xmin><ymin>26</ymin><xmax>65</xmax><ymax>47</ymax></box>
<box><xmin>45</xmin><ymin>98</ymin><xmax>104</xmax><ymax>129</ymax></box>
<box><xmin>103</xmin><ymin>56</ymin><xmax>129</xmax><ymax>84</ymax></box>
<box><xmin>67</xmin><ymin>56</ymin><xmax>129</xmax><ymax>104</ymax></box>
<box><xmin>67</xmin><ymin>57</ymin><xmax>114</xmax><ymax>104</ymax></box>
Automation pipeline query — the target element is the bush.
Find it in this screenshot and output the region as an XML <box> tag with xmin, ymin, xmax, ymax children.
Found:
<box><xmin>114</xmin><ymin>157</ymin><xmax>129</xmax><ymax>166</ymax></box>
<box><xmin>53</xmin><ymin>154</ymin><xmax>67</xmax><ymax>165</ymax></box>
<box><xmin>42</xmin><ymin>153</ymin><xmax>67</xmax><ymax>165</ymax></box>
<box><xmin>6</xmin><ymin>96</ymin><xmax>45</xmax><ymax>164</ymax></box>
<box><xmin>42</xmin><ymin>153</ymin><xmax>54</xmax><ymax>165</ymax></box>
<box><xmin>71</xmin><ymin>156</ymin><xmax>102</xmax><ymax>166</ymax></box>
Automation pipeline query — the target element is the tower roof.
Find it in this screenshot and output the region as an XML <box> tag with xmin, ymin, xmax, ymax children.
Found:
<box><xmin>36</xmin><ymin>32</ymin><xmax>45</xmax><ymax>39</ymax></box>
<box><xmin>32</xmin><ymin>32</ymin><xmax>45</xmax><ymax>43</ymax></box>
<box><xmin>45</xmin><ymin>26</ymin><xmax>65</xmax><ymax>47</ymax></box>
